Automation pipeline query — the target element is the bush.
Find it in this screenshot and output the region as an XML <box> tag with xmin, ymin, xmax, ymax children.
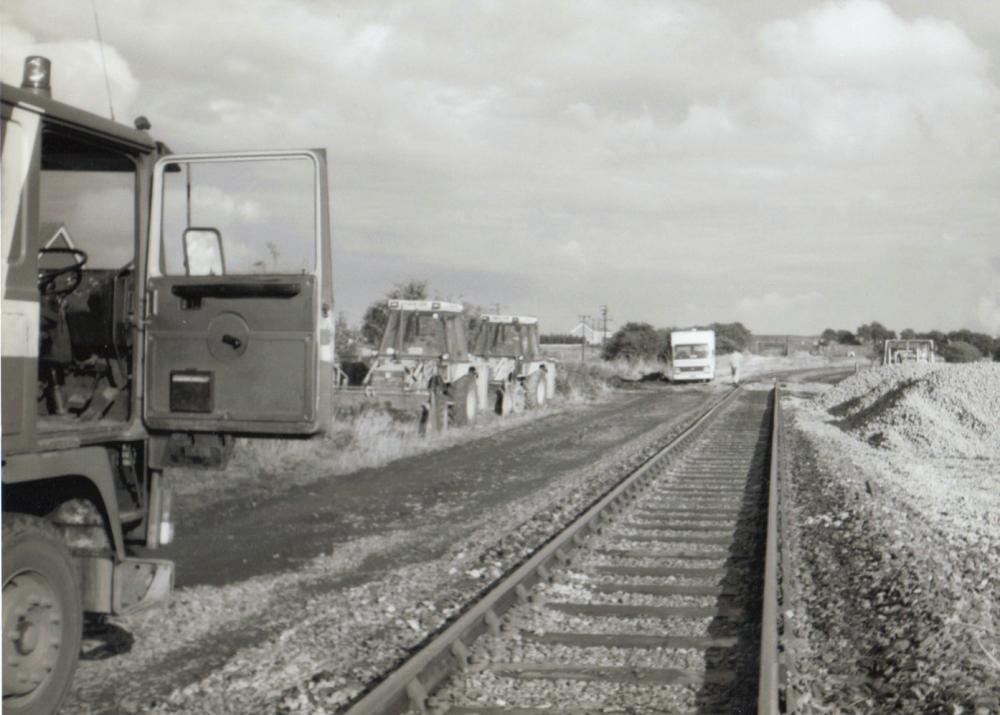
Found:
<box><xmin>602</xmin><ymin>322</ymin><xmax>662</xmax><ymax>361</ymax></box>
<box><xmin>837</xmin><ymin>330</ymin><xmax>861</xmax><ymax>345</ymax></box>
<box><xmin>940</xmin><ymin>340</ymin><xmax>983</xmax><ymax>363</ymax></box>
<box><xmin>555</xmin><ymin>362</ymin><xmax>614</xmax><ymax>401</ymax></box>
<box><xmin>708</xmin><ymin>322</ymin><xmax>752</xmax><ymax>352</ymax></box>
<box><xmin>946</xmin><ymin>330</ymin><xmax>996</xmax><ymax>359</ymax></box>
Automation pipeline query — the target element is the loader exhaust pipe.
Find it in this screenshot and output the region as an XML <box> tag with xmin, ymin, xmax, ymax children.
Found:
<box><xmin>22</xmin><ymin>56</ymin><xmax>52</xmax><ymax>97</ymax></box>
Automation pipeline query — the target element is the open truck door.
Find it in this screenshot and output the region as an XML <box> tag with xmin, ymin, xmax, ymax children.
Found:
<box><xmin>144</xmin><ymin>150</ymin><xmax>333</xmax><ymax>435</ymax></box>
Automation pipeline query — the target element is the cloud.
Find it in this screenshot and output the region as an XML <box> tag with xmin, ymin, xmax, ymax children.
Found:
<box><xmin>754</xmin><ymin>1</ymin><xmax>1000</xmax><ymax>160</ymax></box>
<box><xmin>979</xmin><ymin>296</ymin><xmax>1000</xmax><ymax>335</ymax></box>
<box><xmin>735</xmin><ymin>291</ymin><xmax>826</xmax><ymax>334</ymax></box>
<box><xmin>0</xmin><ymin>18</ymin><xmax>139</xmax><ymax>120</ymax></box>
<box><xmin>4</xmin><ymin>1</ymin><xmax>998</xmax><ymax>334</ymax></box>
<box><xmin>759</xmin><ymin>0</ymin><xmax>988</xmax><ymax>80</ymax></box>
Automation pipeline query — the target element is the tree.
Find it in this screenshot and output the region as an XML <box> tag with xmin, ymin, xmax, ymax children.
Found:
<box><xmin>870</xmin><ymin>322</ymin><xmax>896</xmax><ymax>342</ymax></box>
<box><xmin>916</xmin><ymin>330</ymin><xmax>947</xmax><ymax>345</ymax></box>
<box><xmin>820</xmin><ymin>328</ymin><xmax>838</xmax><ymax>344</ymax></box>
<box><xmin>361</xmin><ymin>279</ymin><xmax>429</xmax><ymax>346</ymax></box>
<box><xmin>603</xmin><ymin>322</ymin><xmax>661</xmax><ymax>362</ymax></box>
<box><xmin>707</xmin><ymin>322</ymin><xmax>752</xmax><ymax>353</ymax></box>
<box><xmin>836</xmin><ymin>330</ymin><xmax>860</xmax><ymax>345</ymax></box>
<box><xmin>940</xmin><ymin>340</ymin><xmax>983</xmax><ymax>363</ymax></box>
<box><xmin>857</xmin><ymin>321</ymin><xmax>895</xmax><ymax>343</ymax></box>
<box><xmin>899</xmin><ymin>328</ymin><xmax>916</xmax><ymax>340</ymax></box>
<box><xmin>334</xmin><ymin>313</ymin><xmax>362</xmax><ymax>363</ymax></box>
<box><xmin>463</xmin><ymin>302</ymin><xmax>484</xmax><ymax>339</ymax></box>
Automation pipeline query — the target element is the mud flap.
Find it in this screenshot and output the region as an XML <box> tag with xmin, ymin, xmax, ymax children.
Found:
<box><xmin>76</xmin><ymin>556</ymin><xmax>174</xmax><ymax>614</ymax></box>
<box><xmin>114</xmin><ymin>557</ymin><xmax>174</xmax><ymax>614</ymax></box>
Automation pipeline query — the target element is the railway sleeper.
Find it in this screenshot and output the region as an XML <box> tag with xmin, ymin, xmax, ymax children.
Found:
<box><xmin>486</xmin><ymin>663</ymin><xmax>736</xmax><ymax>686</ymax></box>
<box><xmin>524</xmin><ymin>632</ymin><xmax>739</xmax><ymax>651</ymax></box>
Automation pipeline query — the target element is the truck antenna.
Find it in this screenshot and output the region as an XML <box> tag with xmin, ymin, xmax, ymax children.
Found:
<box><xmin>91</xmin><ymin>0</ymin><xmax>116</xmax><ymax>121</ymax></box>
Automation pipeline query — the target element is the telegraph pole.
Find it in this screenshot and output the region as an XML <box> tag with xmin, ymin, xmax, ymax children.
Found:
<box><xmin>599</xmin><ymin>304</ymin><xmax>608</xmax><ymax>349</ymax></box>
<box><xmin>578</xmin><ymin>314</ymin><xmax>590</xmax><ymax>363</ymax></box>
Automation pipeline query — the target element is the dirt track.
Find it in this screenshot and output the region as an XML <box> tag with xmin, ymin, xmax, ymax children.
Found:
<box><xmin>164</xmin><ymin>386</ymin><xmax>715</xmax><ymax>589</ymax></box>
<box><xmin>65</xmin><ymin>384</ymin><xmax>724</xmax><ymax>713</ymax></box>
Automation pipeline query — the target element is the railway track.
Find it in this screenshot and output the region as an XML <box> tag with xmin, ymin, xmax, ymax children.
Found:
<box><xmin>347</xmin><ymin>384</ymin><xmax>784</xmax><ymax>715</ymax></box>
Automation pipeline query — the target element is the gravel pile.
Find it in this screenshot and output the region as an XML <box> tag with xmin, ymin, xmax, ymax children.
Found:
<box><xmin>781</xmin><ymin>365</ymin><xmax>1000</xmax><ymax>713</ymax></box>
<box><xmin>821</xmin><ymin>363</ymin><xmax>1000</xmax><ymax>459</ymax></box>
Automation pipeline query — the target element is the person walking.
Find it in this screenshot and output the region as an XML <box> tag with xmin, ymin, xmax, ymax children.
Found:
<box><xmin>729</xmin><ymin>350</ymin><xmax>743</xmax><ymax>385</ymax></box>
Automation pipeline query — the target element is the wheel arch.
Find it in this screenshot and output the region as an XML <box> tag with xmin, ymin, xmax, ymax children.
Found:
<box><xmin>2</xmin><ymin>447</ymin><xmax>126</xmax><ymax>558</ymax></box>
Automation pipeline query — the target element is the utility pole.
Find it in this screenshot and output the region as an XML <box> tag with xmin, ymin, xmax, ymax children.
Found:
<box><xmin>599</xmin><ymin>304</ymin><xmax>608</xmax><ymax>349</ymax></box>
<box><xmin>578</xmin><ymin>314</ymin><xmax>590</xmax><ymax>363</ymax></box>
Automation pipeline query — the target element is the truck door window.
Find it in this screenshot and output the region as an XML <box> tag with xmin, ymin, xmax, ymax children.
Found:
<box><xmin>160</xmin><ymin>157</ymin><xmax>315</xmax><ymax>275</ymax></box>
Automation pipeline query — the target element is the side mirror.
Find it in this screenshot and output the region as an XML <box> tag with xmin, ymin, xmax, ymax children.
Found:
<box><xmin>183</xmin><ymin>228</ymin><xmax>225</xmax><ymax>276</ymax></box>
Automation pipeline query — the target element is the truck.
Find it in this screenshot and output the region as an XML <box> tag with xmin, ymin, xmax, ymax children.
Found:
<box><xmin>883</xmin><ymin>339</ymin><xmax>935</xmax><ymax>365</ymax></box>
<box><xmin>471</xmin><ymin>314</ymin><xmax>556</xmax><ymax>414</ymax></box>
<box><xmin>335</xmin><ymin>299</ymin><xmax>489</xmax><ymax>433</ymax></box>
<box><xmin>666</xmin><ymin>329</ymin><xmax>716</xmax><ymax>382</ymax></box>
<box><xmin>2</xmin><ymin>56</ymin><xmax>335</xmax><ymax>714</ymax></box>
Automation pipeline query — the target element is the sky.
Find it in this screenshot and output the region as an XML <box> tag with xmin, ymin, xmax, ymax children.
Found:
<box><xmin>3</xmin><ymin>0</ymin><xmax>999</xmax><ymax>336</ymax></box>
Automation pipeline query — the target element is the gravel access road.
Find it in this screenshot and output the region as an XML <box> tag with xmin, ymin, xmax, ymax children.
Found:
<box><xmin>63</xmin><ymin>384</ymin><xmax>725</xmax><ymax>714</ymax></box>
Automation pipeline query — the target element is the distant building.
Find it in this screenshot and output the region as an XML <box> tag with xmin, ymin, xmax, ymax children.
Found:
<box><xmin>570</xmin><ymin>322</ymin><xmax>612</xmax><ymax>345</ymax></box>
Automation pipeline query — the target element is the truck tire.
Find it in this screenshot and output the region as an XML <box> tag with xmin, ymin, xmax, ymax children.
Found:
<box><xmin>450</xmin><ymin>376</ymin><xmax>478</xmax><ymax>427</ymax></box>
<box><xmin>524</xmin><ymin>369</ymin><xmax>547</xmax><ymax>408</ymax></box>
<box><xmin>3</xmin><ymin>513</ymin><xmax>82</xmax><ymax>715</ymax></box>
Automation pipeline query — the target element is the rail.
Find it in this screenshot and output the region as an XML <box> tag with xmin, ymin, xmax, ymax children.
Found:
<box><xmin>344</xmin><ymin>386</ymin><xmax>746</xmax><ymax>714</ymax></box>
<box><xmin>758</xmin><ymin>382</ymin><xmax>783</xmax><ymax>714</ymax></box>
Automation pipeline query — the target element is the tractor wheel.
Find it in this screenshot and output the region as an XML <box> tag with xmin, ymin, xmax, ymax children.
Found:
<box><xmin>510</xmin><ymin>380</ymin><xmax>526</xmax><ymax>413</ymax></box>
<box><xmin>3</xmin><ymin>514</ymin><xmax>82</xmax><ymax>715</ymax></box>
<box><xmin>420</xmin><ymin>384</ymin><xmax>449</xmax><ymax>436</ymax></box>
<box><xmin>524</xmin><ymin>370</ymin><xmax>547</xmax><ymax>409</ymax></box>
<box><xmin>495</xmin><ymin>377</ymin><xmax>519</xmax><ymax>416</ymax></box>
<box><xmin>450</xmin><ymin>377</ymin><xmax>478</xmax><ymax>427</ymax></box>
<box><xmin>494</xmin><ymin>388</ymin><xmax>506</xmax><ymax>416</ymax></box>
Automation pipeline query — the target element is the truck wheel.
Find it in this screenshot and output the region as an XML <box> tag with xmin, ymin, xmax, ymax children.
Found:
<box><xmin>3</xmin><ymin>514</ymin><xmax>82</xmax><ymax>715</ymax></box>
<box><xmin>525</xmin><ymin>370</ymin><xmax>547</xmax><ymax>408</ymax></box>
<box><xmin>450</xmin><ymin>377</ymin><xmax>478</xmax><ymax>427</ymax></box>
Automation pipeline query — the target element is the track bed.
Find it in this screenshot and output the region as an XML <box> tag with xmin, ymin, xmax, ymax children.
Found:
<box><xmin>349</xmin><ymin>388</ymin><xmax>776</xmax><ymax>714</ymax></box>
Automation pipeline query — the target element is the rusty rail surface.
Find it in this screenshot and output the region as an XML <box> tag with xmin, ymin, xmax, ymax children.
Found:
<box><xmin>758</xmin><ymin>382</ymin><xmax>783</xmax><ymax>714</ymax></box>
<box><xmin>344</xmin><ymin>386</ymin><xmax>755</xmax><ymax>715</ymax></box>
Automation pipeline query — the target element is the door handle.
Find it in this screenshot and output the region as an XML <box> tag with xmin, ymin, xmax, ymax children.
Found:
<box><xmin>222</xmin><ymin>334</ymin><xmax>242</xmax><ymax>350</ymax></box>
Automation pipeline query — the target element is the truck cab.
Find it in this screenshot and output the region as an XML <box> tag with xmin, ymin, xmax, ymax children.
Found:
<box><xmin>2</xmin><ymin>57</ymin><xmax>334</xmax><ymax>714</ymax></box>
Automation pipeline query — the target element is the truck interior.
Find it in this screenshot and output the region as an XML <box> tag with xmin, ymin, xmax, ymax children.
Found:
<box><xmin>36</xmin><ymin>124</ymin><xmax>139</xmax><ymax>433</ymax></box>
